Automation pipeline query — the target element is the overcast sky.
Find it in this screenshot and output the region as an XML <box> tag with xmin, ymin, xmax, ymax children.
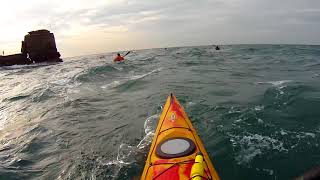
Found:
<box><xmin>0</xmin><ymin>0</ymin><xmax>319</xmax><ymax>57</ymax></box>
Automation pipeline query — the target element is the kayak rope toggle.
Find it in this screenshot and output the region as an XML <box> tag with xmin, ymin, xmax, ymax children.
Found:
<box><xmin>190</xmin><ymin>153</ymin><xmax>210</xmax><ymax>180</ymax></box>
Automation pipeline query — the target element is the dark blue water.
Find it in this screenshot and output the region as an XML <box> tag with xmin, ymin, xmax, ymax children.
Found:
<box><xmin>0</xmin><ymin>45</ymin><xmax>320</xmax><ymax>180</ymax></box>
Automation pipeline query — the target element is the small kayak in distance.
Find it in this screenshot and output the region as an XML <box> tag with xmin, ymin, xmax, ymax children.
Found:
<box><xmin>141</xmin><ymin>94</ymin><xmax>220</xmax><ymax>180</ymax></box>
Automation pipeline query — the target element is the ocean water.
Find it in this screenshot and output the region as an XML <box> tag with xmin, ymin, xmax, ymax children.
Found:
<box><xmin>0</xmin><ymin>45</ymin><xmax>320</xmax><ymax>180</ymax></box>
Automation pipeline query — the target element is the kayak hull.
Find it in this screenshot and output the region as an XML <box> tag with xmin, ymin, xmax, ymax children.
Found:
<box><xmin>141</xmin><ymin>94</ymin><xmax>220</xmax><ymax>180</ymax></box>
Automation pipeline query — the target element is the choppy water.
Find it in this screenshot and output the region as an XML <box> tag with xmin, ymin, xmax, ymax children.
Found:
<box><xmin>0</xmin><ymin>45</ymin><xmax>320</xmax><ymax>180</ymax></box>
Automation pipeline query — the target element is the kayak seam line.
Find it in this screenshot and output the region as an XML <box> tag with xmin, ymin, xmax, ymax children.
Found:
<box><xmin>152</xmin><ymin>161</ymin><xmax>193</xmax><ymax>166</ymax></box>
<box><xmin>179</xmin><ymin>109</ymin><xmax>213</xmax><ymax>179</ymax></box>
<box><xmin>145</xmin><ymin>96</ymin><xmax>172</xmax><ymax>180</ymax></box>
<box><xmin>188</xmin><ymin>126</ymin><xmax>213</xmax><ymax>179</ymax></box>
<box><xmin>159</xmin><ymin>127</ymin><xmax>191</xmax><ymax>134</ymax></box>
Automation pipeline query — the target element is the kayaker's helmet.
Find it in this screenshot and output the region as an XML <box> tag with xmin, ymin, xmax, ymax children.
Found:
<box><xmin>156</xmin><ymin>137</ymin><xmax>196</xmax><ymax>159</ymax></box>
<box><xmin>117</xmin><ymin>53</ymin><xmax>120</xmax><ymax>56</ymax></box>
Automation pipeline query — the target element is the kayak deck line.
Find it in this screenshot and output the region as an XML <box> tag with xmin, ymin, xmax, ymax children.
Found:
<box><xmin>159</xmin><ymin>127</ymin><xmax>192</xmax><ymax>134</ymax></box>
<box><xmin>152</xmin><ymin>160</ymin><xmax>194</xmax><ymax>179</ymax></box>
<box><xmin>150</xmin><ymin>160</ymin><xmax>213</xmax><ymax>180</ymax></box>
<box><xmin>141</xmin><ymin>94</ymin><xmax>220</xmax><ymax>180</ymax></box>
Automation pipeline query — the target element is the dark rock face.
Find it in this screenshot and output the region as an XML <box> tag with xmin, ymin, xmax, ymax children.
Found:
<box><xmin>0</xmin><ymin>29</ymin><xmax>62</xmax><ymax>66</ymax></box>
<box><xmin>23</xmin><ymin>30</ymin><xmax>62</xmax><ymax>63</ymax></box>
<box><xmin>0</xmin><ymin>54</ymin><xmax>31</xmax><ymax>66</ymax></box>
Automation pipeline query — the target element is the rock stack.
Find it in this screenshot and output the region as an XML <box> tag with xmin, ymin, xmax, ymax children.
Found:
<box><xmin>0</xmin><ymin>29</ymin><xmax>62</xmax><ymax>66</ymax></box>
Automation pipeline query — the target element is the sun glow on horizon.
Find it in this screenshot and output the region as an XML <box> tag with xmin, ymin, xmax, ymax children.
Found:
<box><xmin>0</xmin><ymin>0</ymin><xmax>146</xmax><ymax>57</ymax></box>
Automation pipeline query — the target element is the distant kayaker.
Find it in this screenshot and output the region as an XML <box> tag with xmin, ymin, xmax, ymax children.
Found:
<box><xmin>215</xmin><ymin>46</ymin><xmax>220</xmax><ymax>50</ymax></box>
<box><xmin>113</xmin><ymin>51</ymin><xmax>131</xmax><ymax>62</ymax></box>
<box><xmin>113</xmin><ymin>53</ymin><xmax>124</xmax><ymax>62</ymax></box>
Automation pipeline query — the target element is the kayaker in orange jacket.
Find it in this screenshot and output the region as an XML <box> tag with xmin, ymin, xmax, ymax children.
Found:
<box><xmin>113</xmin><ymin>53</ymin><xmax>124</xmax><ymax>62</ymax></box>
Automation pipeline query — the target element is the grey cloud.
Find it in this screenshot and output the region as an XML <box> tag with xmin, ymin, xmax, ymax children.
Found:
<box><xmin>13</xmin><ymin>0</ymin><xmax>320</xmax><ymax>47</ymax></box>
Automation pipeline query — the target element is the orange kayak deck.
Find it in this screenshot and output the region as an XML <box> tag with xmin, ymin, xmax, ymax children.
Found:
<box><xmin>141</xmin><ymin>94</ymin><xmax>220</xmax><ymax>180</ymax></box>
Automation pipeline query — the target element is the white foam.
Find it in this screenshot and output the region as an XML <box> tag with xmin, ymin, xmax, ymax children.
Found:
<box><xmin>116</xmin><ymin>143</ymin><xmax>136</xmax><ymax>165</ymax></box>
<box><xmin>254</xmin><ymin>105</ymin><xmax>264</xmax><ymax>111</ymax></box>
<box><xmin>305</xmin><ymin>132</ymin><xmax>316</xmax><ymax>138</ymax></box>
<box><xmin>95</xmin><ymin>114</ymin><xmax>160</xmax><ymax>180</ymax></box>
<box><xmin>297</xmin><ymin>132</ymin><xmax>316</xmax><ymax>138</ymax></box>
<box><xmin>256</xmin><ymin>80</ymin><xmax>292</xmax><ymax>86</ymax></box>
<box><xmin>278</xmin><ymin>129</ymin><xmax>317</xmax><ymax>144</ymax></box>
<box><xmin>256</xmin><ymin>168</ymin><xmax>274</xmax><ymax>175</ymax></box>
<box><xmin>101</xmin><ymin>81</ymin><xmax>121</xmax><ymax>89</ymax></box>
<box><xmin>129</xmin><ymin>68</ymin><xmax>162</xmax><ymax>80</ymax></box>
<box><xmin>101</xmin><ymin>114</ymin><xmax>159</xmax><ymax>173</ymax></box>
<box><xmin>113</xmin><ymin>67</ymin><xmax>123</xmax><ymax>71</ymax></box>
<box><xmin>61</xmin><ymin>82</ymin><xmax>82</xmax><ymax>103</ymax></box>
<box><xmin>0</xmin><ymin>62</ymin><xmax>54</xmax><ymax>69</ymax></box>
<box><xmin>0</xmin><ymin>110</ymin><xmax>8</xmax><ymax>130</ymax></box>
<box><xmin>186</xmin><ymin>101</ymin><xmax>195</xmax><ymax>107</ymax></box>
<box><xmin>100</xmin><ymin>143</ymin><xmax>137</xmax><ymax>178</ymax></box>
<box><xmin>101</xmin><ymin>68</ymin><xmax>162</xmax><ymax>90</ymax></box>
<box><xmin>236</xmin><ymin>147</ymin><xmax>262</xmax><ymax>164</ymax></box>
<box><xmin>137</xmin><ymin>114</ymin><xmax>159</xmax><ymax>150</ymax></box>
<box><xmin>231</xmin><ymin>133</ymin><xmax>287</xmax><ymax>164</ymax></box>
<box><xmin>228</xmin><ymin>107</ymin><xmax>242</xmax><ymax>114</ymax></box>
<box><xmin>137</xmin><ymin>131</ymin><xmax>155</xmax><ymax>150</ymax></box>
<box><xmin>144</xmin><ymin>114</ymin><xmax>159</xmax><ymax>134</ymax></box>
<box><xmin>280</xmin><ymin>129</ymin><xmax>288</xmax><ymax>135</ymax></box>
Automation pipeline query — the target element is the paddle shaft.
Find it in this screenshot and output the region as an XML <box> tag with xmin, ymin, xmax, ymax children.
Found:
<box><xmin>123</xmin><ymin>51</ymin><xmax>131</xmax><ymax>57</ymax></box>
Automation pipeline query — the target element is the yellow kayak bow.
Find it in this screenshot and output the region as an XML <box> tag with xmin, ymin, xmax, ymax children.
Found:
<box><xmin>141</xmin><ymin>94</ymin><xmax>220</xmax><ymax>180</ymax></box>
